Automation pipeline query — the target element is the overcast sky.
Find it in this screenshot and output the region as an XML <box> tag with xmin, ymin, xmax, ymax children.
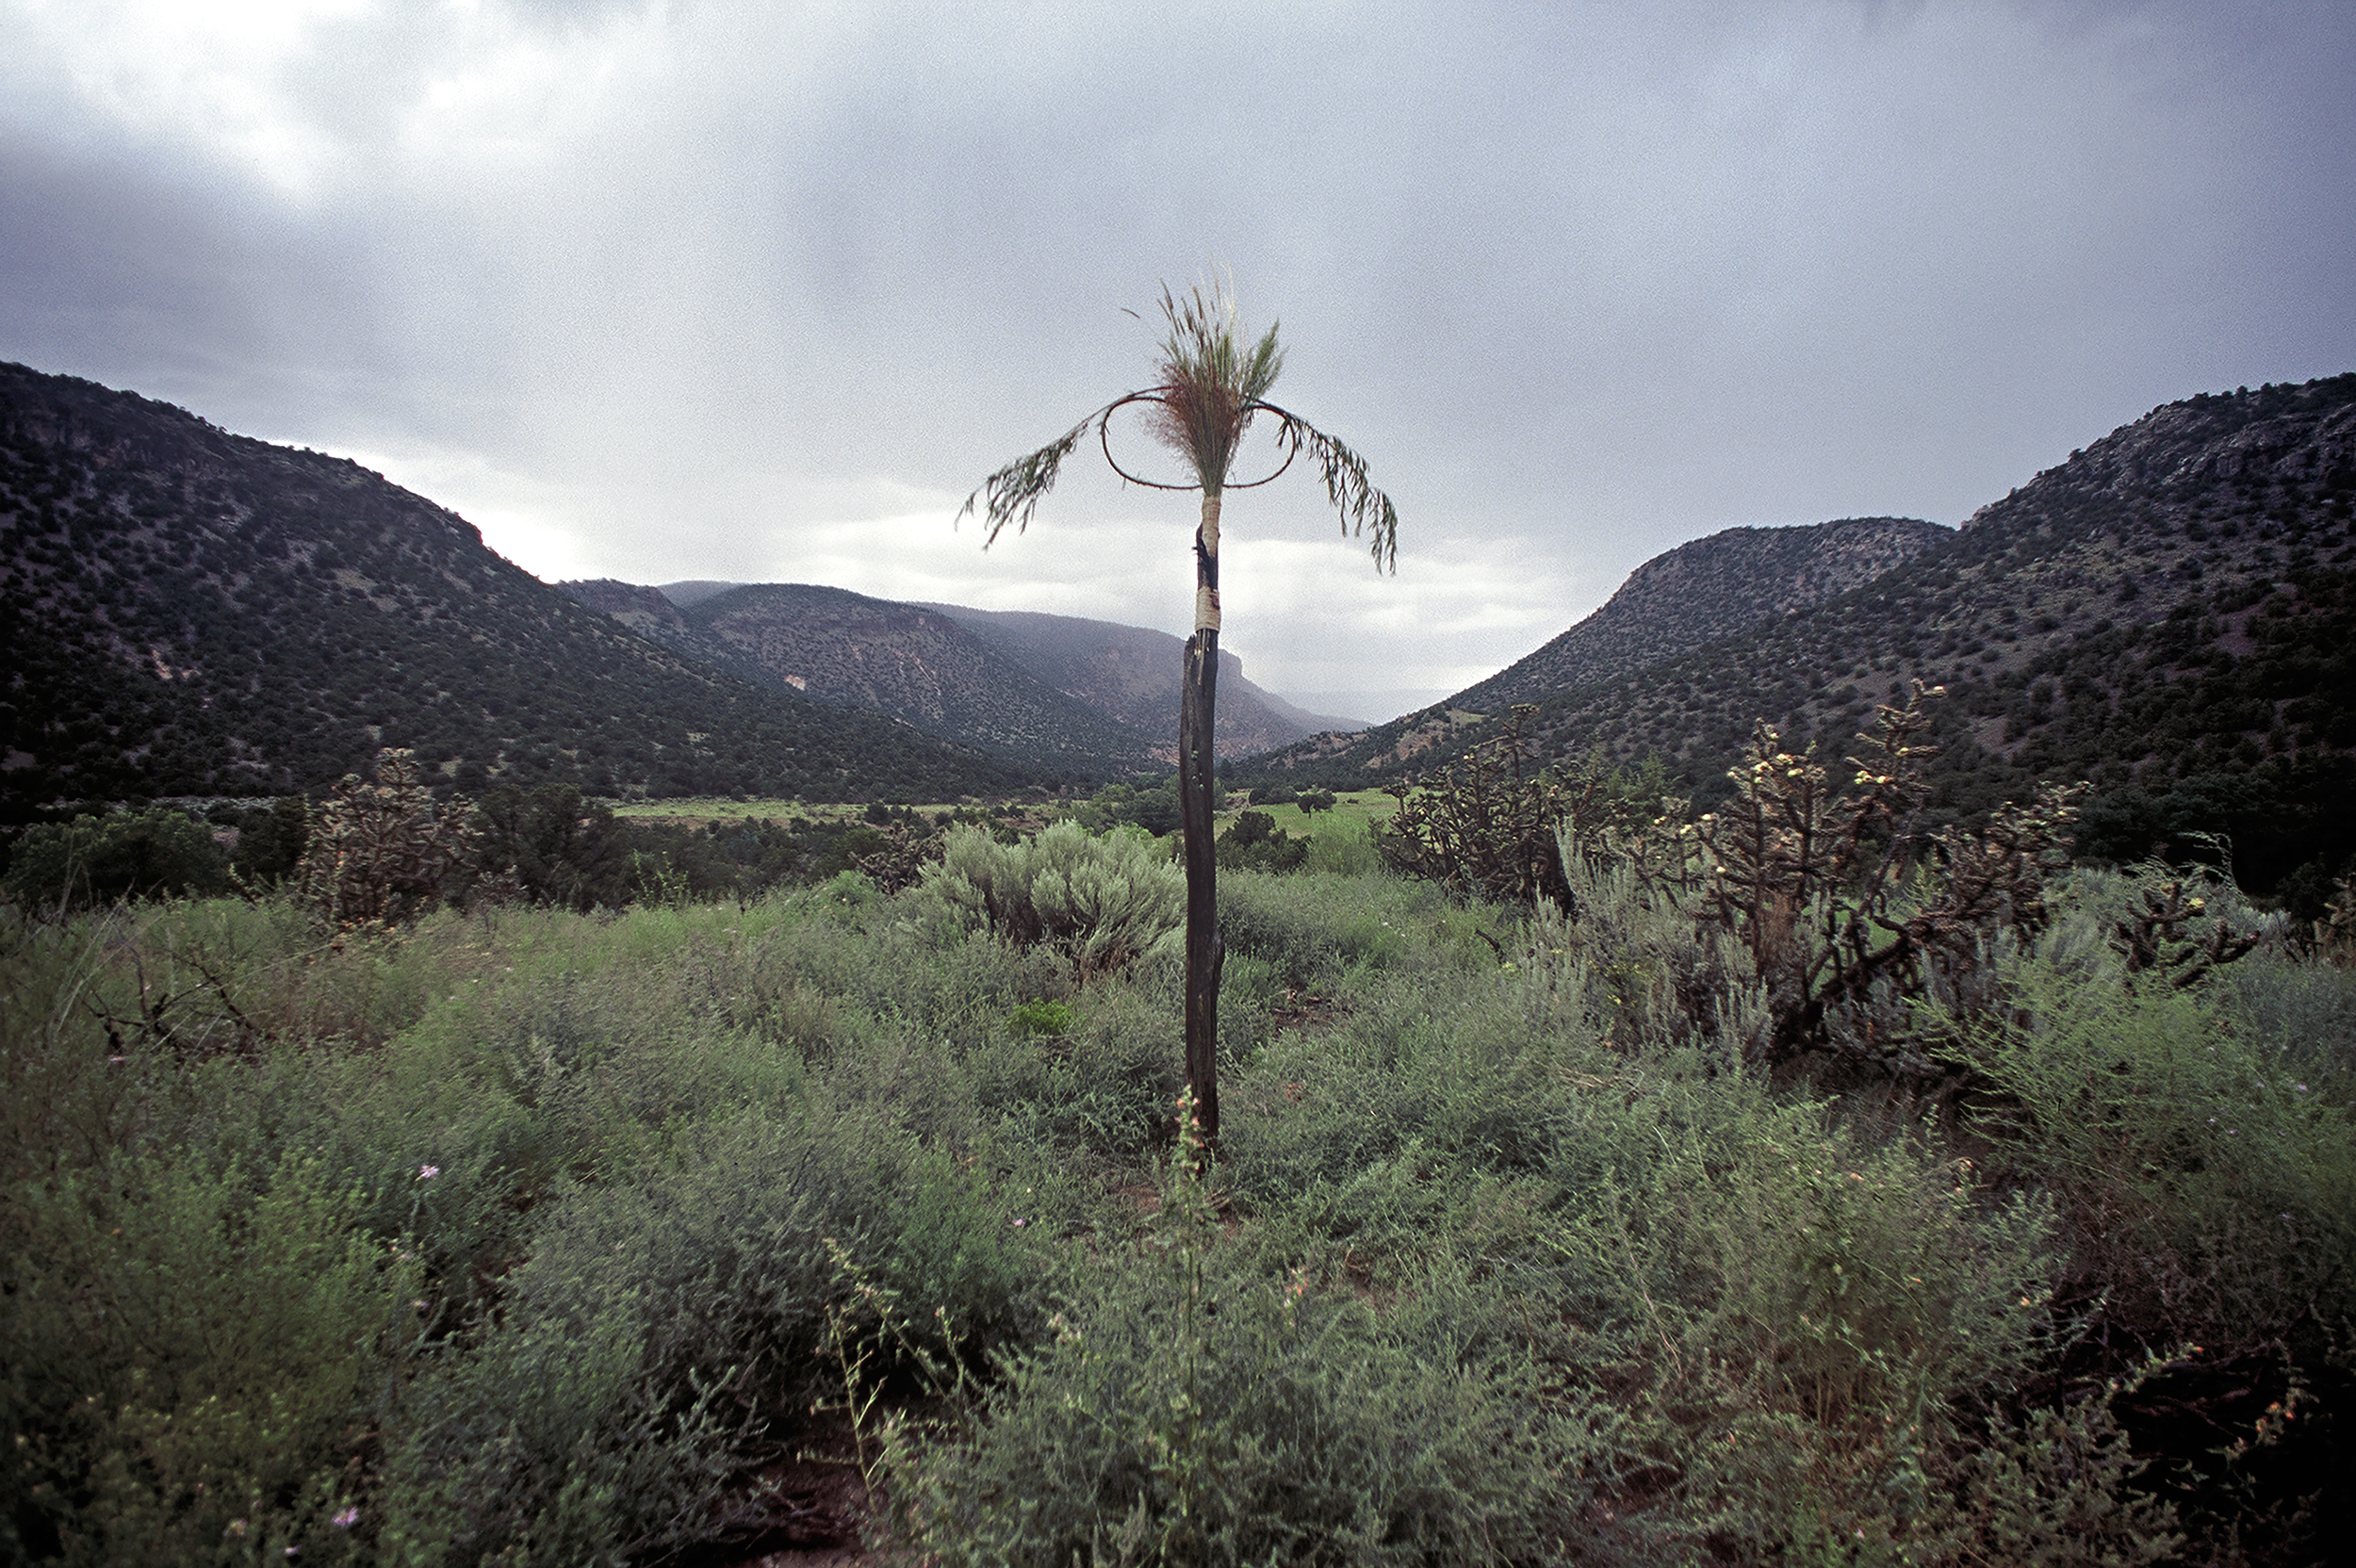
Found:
<box><xmin>5</xmin><ymin>1</ymin><xmax>2351</xmax><ymax>721</ymax></box>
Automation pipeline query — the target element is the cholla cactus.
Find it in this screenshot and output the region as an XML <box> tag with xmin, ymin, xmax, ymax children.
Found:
<box><xmin>2107</xmin><ymin>868</ymin><xmax>2266</xmax><ymax>987</ymax></box>
<box><xmin>1383</xmin><ymin>706</ymin><xmax>1693</xmax><ymax>911</ymax></box>
<box><xmin>296</xmin><ymin>749</ymin><xmax>477</xmax><ymax>928</ymax></box>
<box><xmin>1380</xmin><ymin>706</ymin><xmax>1576</xmax><ymax>910</ymax></box>
<box><xmin>1692</xmin><ymin>685</ymin><xmax>2085</xmax><ymax>1064</ymax></box>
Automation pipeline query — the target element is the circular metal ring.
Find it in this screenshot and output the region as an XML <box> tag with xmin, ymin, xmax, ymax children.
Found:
<box><xmin>1098</xmin><ymin>394</ymin><xmax>1195</xmax><ymax>491</ymax></box>
<box><xmin>1098</xmin><ymin>395</ymin><xmax>1301</xmax><ymax>492</ymax></box>
<box><xmin>1226</xmin><ymin>416</ymin><xmax>1302</xmax><ymax>490</ymax></box>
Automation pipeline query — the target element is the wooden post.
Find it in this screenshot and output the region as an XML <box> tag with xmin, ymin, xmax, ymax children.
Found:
<box><xmin>1179</xmin><ymin>490</ymin><xmax>1223</xmax><ymax>1152</ymax></box>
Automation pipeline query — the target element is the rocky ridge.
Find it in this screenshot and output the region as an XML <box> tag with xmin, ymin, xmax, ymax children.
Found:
<box><xmin>0</xmin><ymin>361</ymin><xmax>1031</xmax><ymax>808</ymax></box>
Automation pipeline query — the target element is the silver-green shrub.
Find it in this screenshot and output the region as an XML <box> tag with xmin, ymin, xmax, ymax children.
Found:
<box><xmin>921</xmin><ymin>821</ymin><xmax>1183</xmax><ymax>980</ymax></box>
<box><xmin>1928</xmin><ymin>882</ymin><xmax>2356</xmax><ymax>1357</ymax></box>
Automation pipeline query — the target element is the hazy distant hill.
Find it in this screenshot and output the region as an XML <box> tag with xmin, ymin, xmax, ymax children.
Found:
<box><xmin>1248</xmin><ymin>374</ymin><xmax>2356</xmax><ymax>897</ymax></box>
<box><xmin>0</xmin><ymin>362</ymin><xmax>1031</xmax><ymax>808</ymax></box>
<box><xmin>914</xmin><ymin>602</ymin><xmax>1360</xmax><ymax>755</ymax></box>
<box><xmin>664</xmin><ymin>583</ymin><xmax>1167</xmax><ymax>771</ymax></box>
<box><xmin>554</xmin><ymin>583</ymin><xmax>1361</xmax><ymax>762</ymax></box>
<box><xmin>655</xmin><ymin>580</ymin><xmax>740</xmax><ymax>609</ymax></box>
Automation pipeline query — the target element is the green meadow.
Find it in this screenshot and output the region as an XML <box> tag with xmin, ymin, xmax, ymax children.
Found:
<box><xmin>7</xmin><ymin>827</ymin><xmax>2351</xmax><ymax>1565</ymax></box>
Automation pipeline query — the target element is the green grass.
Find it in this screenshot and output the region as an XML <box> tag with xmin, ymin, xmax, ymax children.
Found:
<box><xmin>1228</xmin><ymin>787</ymin><xmax>1399</xmax><ymax>868</ymax></box>
<box><xmin>3</xmin><ymin>860</ymin><xmax>2348</xmax><ymax>1565</ymax></box>
<box><xmin>610</xmin><ymin>795</ymin><xmax>1058</xmax><ymax>827</ymax></box>
<box><xmin>609</xmin><ymin>796</ymin><xmax>846</xmax><ymax>824</ymax></box>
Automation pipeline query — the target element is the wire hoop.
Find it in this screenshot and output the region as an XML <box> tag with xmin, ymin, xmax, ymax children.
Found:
<box><xmin>1098</xmin><ymin>395</ymin><xmax>1301</xmax><ymax>493</ymax></box>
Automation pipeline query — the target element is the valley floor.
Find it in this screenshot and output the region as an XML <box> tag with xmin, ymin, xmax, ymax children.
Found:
<box><xmin>5</xmin><ymin>858</ymin><xmax>2351</xmax><ymax>1565</ymax></box>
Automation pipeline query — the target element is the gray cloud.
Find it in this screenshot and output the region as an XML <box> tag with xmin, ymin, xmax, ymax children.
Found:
<box><xmin>5</xmin><ymin>0</ymin><xmax>2350</xmax><ymax>717</ymax></box>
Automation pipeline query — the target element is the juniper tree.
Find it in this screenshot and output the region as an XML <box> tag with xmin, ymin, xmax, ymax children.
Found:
<box><xmin>962</xmin><ymin>281</ymin><xmax>1398</xmax><ymax>1146</ymax></box>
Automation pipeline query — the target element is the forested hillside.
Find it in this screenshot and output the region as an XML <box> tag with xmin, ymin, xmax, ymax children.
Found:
<box><xmin>0</xmin><ymin>363</ymin><xmax>1036</xmax><ymax>813</ymax></box>
<box><xmin>1250</xmin><ymin>375</ymin><xmax>2356</xmax><ymax>902</ymax></box>
<box><xmin>572</xmin><ymin>580</ymin><xmax>1171</xmax><ymax>772</ymax></box>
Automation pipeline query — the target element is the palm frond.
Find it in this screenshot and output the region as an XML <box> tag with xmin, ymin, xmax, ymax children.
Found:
<box><xmin>960</xmin><ymin>280</ymin><xmax>1398</xmax><ymax>572</ymax></box>
<box><xmin>1149</xmin><ymin>279</ymin><xmax>1284</xmax><ymax>493</ymax></box>
<box><xmin>958</xmin><ymin>412</ymin><xmax>1101</xmax><ymax>547</ymax></box>
<box><xmin>1267</xmin><ymin>408</ymin><xmax>1400</xmax><ymax>573</ymax></box>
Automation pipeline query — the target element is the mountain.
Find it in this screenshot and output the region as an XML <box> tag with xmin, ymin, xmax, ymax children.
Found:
<box><xmin>1246</xmin><ymin>374</ymin><xmax>2356</xmax><ymax>898</ymax></box>
<box><xmin>0</xmin><ymin>362</ymin><xmax>1034</xmax><ymax>810</ymax></box>
<box><xmin>1272</xmin><ymin>515</ymin><xmax>1954</xmax><ymax>774</ymax></box>
<box><xmin>553</xmin><ymin>584</ymin><xmax>1361</xmax><ymax>763</ymax></box>
<box><xmin>912</xmin><ymin>603</ymin><xmax>1361</xmax><ymax>754</ymax></box>
<box><xmin>583</xmin><ymin>580</ymin><xmax>1170</xmax><ymax>772</ymax></box>
<box><xmin>1453</xmin><ymin>516</ymin><xmax>1952</xmax><ymax>712</ymax></box>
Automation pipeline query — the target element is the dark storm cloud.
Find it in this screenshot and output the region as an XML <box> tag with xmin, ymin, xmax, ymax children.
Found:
<box><xmin>3</xmin><ymin>0</ymin><xmax>2350</xmax><ymax>714</ymax></box>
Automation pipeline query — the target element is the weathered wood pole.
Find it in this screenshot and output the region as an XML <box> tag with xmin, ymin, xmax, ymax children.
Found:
<box><xmin>1179</xmin><ymin>489</ymin><xmax>1224</xmax><ymax>1150</ymax></box>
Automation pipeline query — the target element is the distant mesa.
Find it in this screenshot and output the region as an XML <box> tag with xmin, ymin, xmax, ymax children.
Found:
<box><xmin>550</xmin><ymin>579</ymin><xmax>1367</xmax><ymax>760</ymax></box>
<box><xmin>912</xmin><ymin>601</ymin><xmax>1366</xmax><ymax>751</ymax></box>
<box><xmin>564</xmin><ymin>580</ymin><xmax>1170</xmax><ymax>771</ymax></box>
<box><xmin>550</xmin><ymin>581</ymin><xmax>1362</xmax><ymax>765</ymax></box>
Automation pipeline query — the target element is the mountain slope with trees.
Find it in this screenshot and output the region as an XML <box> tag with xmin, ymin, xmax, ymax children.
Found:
<box><xmin>1247</xmin><ymin>374</ymin><xmax>2356</xmax><ymax>902</ymax></box>
<box><xmin>1269</xmin><ymin>515</ymin><xmax>1954</xmax><ymax>775</ymax></box>
<box><xmin>1456</xmin><ymin>514</ymin><xmax>1951</xmax><ymax>711</ymax></box>
<box><xmin>671</xmin><ymin>582</ymin><xmax>1170</xmax><ymax>771</ymax></box>
<box><xmin>0</xmin><ymin>362</ymin><xmax>1033</xmax><ymax>812</ymax></box>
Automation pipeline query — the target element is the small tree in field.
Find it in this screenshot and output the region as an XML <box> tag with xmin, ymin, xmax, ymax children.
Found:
<box><xmin>962</xmin><ymin>280</ymin><xmax>1399</xmax><ymax>1147</ymax></box>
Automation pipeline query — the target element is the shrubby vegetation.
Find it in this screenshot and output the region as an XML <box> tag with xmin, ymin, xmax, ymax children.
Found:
<box><xmin>0</xmin><ymin>757</ymin><xmax>1044</xmax><ymax>923</ymax></box>
<box><xmin>5</xmin><ymin>697</ymin><xmax>2353</xmax><ymax>1563</ymax></box>
<box><xmin>5</xmin><ymin>764</ymin><xmax>2351</xmax><ymax>1564</ymax></box>
<box><xmin>1213</xmin><ymin>809</ymin><xmax>1309</xmax><ymax>874</ymax></box>
<box><xmin>0</xmin><ymin>808</ymin><xmax>231</xmax><ymax>910</ymax></box>
<box><xmin>1068</xmin><ymin>775</ymin><xmax>1217</xmax><ymax>838</ymax></box>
